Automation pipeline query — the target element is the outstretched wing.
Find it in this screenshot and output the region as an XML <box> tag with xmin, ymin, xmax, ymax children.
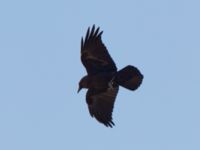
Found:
<box><xmin>81</xmin><ymin>25</ymin><xmax>117</xmax><ymax>75</ymax></box>
<box><xmin>115</xmin><ymin>65</ymin><xmax>143</xmax><ymax>91</ymax></box>
<box><xmin>86</xmin><ymin>87</ymin><xmax>119</xmax><ymax>127</ymax></box>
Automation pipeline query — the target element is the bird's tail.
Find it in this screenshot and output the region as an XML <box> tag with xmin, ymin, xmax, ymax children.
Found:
<box><xmin>114</xmin><ymin>65</ymin><xmax>143</xmax><ymax>91</ymax></box>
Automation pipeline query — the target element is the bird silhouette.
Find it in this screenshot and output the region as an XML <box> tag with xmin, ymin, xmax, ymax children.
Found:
<box><xmin>78</xmin><ymin>25</ymin><xmax>143</xmax><ymax>127</ymax></box>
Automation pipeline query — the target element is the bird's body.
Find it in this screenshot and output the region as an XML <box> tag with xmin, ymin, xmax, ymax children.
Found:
<box><xmin>79</xmin><ymin>72</ymin><xmax>116</xmax><ymax>90</ymax></box>
<box><xmin>78</xmin><ymin>25</ymin><xmax>143</xmax><ymax>127</ymax></box>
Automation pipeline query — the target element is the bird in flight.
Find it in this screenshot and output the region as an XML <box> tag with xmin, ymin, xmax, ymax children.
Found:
<box><xmin>78</xmin><ymin>25</ymin><xmax>143</xmax><ymax>127</ymax></box>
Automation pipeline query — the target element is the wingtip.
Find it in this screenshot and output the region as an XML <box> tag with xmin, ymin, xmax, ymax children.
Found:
<box><xmin>92</xmin><ymin>24</ymin><xmax>95</xmax><ymax>29</ymax></box>
<box><xmin>89</xmin><ymin>25</ymin><xmax>96</xmax><ymax>38</ymax></box>
<box><xmin>85</xmin><ymin>27</ymin><xmax>90</xmax><ymax>41</ymax></box>
<box><xmin>104</xmin><ymin>121</ymin><xmax>115</xmax><ymax>128</ymax></box>
<box><xmin>93</xmin><ymin>27</ymin><xmax>100</xmax><ymax>38</ymax></box>
<box><xmin>98</xmin><ymin>31</ymin><xmax>103</xmax><ymax>37</ymax></box>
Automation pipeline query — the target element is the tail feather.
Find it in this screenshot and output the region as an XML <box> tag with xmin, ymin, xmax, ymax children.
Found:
<box><xmin>115</xmin><ymin>65</ymin><xmax>143</xmax><ymax>91</ymax></box>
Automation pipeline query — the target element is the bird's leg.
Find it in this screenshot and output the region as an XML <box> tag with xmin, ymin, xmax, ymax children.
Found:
<box><xmin>108</xmin><ymin>77</ymin><xmax>115</xmax><ymax>89</ymax></box>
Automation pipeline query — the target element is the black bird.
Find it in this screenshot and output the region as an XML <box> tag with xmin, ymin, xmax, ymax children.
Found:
<box><xmin>78</xmin><ymin>25</ymin><xmax>143</xmax><ymax>127</ymax></box>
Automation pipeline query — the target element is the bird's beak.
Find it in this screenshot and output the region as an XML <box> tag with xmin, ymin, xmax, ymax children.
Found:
<box><xmin>77</xmin><ymin>86</ymin><xmax>82</xmax><ymax>93</ymax></box>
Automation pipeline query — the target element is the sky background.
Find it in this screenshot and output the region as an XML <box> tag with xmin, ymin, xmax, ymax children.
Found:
<box><xmin>0</xmin><ymin>0</ymin><xmax>200</xmax><ymax>150</ymax></box>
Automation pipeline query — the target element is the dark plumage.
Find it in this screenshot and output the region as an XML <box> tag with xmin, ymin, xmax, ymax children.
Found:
<box><xmin>78</xmin><ymin>25</ymin><xmax>143</xmax><ymax>127</ymax></box>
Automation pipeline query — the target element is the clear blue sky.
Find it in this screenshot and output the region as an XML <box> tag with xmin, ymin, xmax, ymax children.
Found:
<box><xmin>0</xmin><ymin>0</ymin><xmax>199</xmax><ymax>150</ymax></box>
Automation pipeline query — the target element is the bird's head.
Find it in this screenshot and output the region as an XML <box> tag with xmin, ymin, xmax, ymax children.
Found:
<box><xmin>78</xmin><ymin>76</ymin><xmax>89</xmax><ymax>93</ymax></box>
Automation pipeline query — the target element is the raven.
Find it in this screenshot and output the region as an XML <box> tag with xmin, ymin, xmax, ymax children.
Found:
<box><xmin>78</xmin><ymin>25</ymin><xmax>143</xmax><ymax>127</ymax></box>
